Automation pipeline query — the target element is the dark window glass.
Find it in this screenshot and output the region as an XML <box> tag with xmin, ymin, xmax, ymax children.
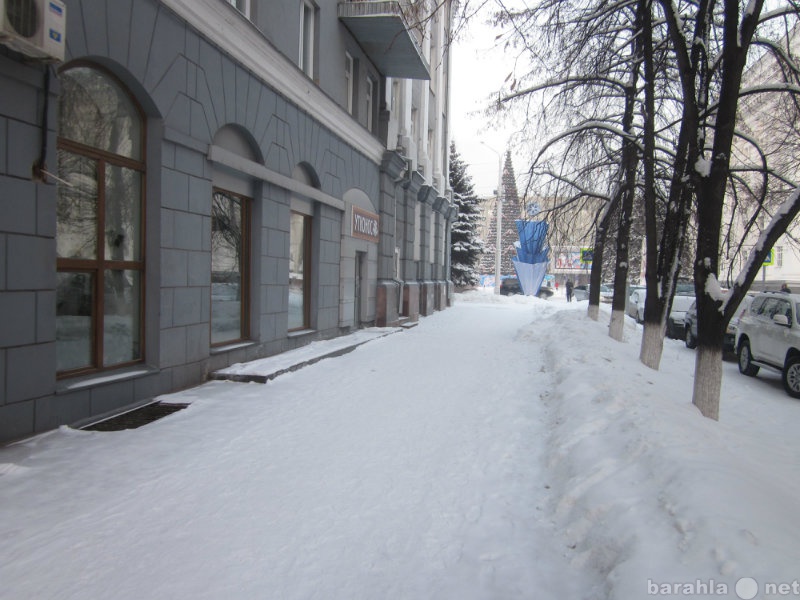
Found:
<box><xmin>56</xmin><ymin>272</ymin><xmax>94</xmax><ymax>371</ymax></box>
<box><xmin>103</xmin><ymin>269</ymin><xmax>141</xmax><ymax>365</ymax></box>
<box><xmin>59</xmin><ymin>67</ymin><xmax>142</xmax><ymax>159</ymax></box>
<box><xmin>289</xmin><ymin>212</ymin><xmax>311</xmax><ymax>330</ymax></box>
<box><xmin>56</xmin><ymin>66</ymin><xmax>145</xmax><ymax>376</ymax></box>
<box><xmin>211</xmin><ymin>190</ymin><xmax>249</xmax><ymax>345</ymax></box>
<box><xmin>56</xmin><ymin>152</ymin><xmax>98</xmax><ymax>260</ymax></box>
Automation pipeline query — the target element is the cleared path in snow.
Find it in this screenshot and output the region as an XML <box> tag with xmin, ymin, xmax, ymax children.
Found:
<box><xmin>0</xmin><ymin>299</ymin><xmax>594</xmax><ymax>599</ymax></box>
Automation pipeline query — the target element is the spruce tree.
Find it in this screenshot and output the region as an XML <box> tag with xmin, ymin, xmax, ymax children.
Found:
<box><xmin>498</xmin><ymin>151</ymin><xmax>522</xmax><ymax>275</ymax></box>
<box><xmin>449</xmin><ymin>142</ymin><xmax>484</xmax><ymax>287</ymax></box>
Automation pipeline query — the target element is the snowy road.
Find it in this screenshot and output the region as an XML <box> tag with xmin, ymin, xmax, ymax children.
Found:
<box><xmin>0</xmin><ymin>298</ymin><xmax>593</xmax><ymax>600</ymax></box>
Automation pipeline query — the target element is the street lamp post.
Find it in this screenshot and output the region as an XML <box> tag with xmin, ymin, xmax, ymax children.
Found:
<box><xmin>482</xmin><ymin>142</ymin><xmax>504</xmax><ymax>294</ymax></box>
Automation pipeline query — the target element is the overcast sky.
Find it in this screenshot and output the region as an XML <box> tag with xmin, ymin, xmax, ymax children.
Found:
<box><xmin>450</xmin><ymin>6</ymin><xmax>528</xmax><ymax>198</ymax></box>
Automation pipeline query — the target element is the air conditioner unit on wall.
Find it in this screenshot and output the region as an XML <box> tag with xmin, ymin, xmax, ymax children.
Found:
<box><xmin>0</xmin><ymin>0</ymin><xmax>65</xmax><ymax>62</ymax></box>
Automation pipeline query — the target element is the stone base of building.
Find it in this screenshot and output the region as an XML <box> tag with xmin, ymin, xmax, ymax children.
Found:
<box><xmin>379</xmin><ymin>279</ymin><xmax>452</xmax><ymax>327</ymax></box>
<box><xmin>403</xmin><ymin>281</ymin><xmax>420</xmax><ymax>323</ymax></box>
<box><xmin>419</xmin><ymin>280</ymin><xmax>436</xmax><ymax>317</ymax></box>
<box><xmin>435</xmin><ymin>281</ymin><xmax>448</xmax><ymax>310</ymax></box>
<box><xmin>376</xmin><ymin>280</ymin><xmax>402</xmax><ymax>327</ymax></box>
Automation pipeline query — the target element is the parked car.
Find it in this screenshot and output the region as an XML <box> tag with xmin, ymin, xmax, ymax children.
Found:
<box><xmin>684</xmin><ymin>301</ymin><xmax>698</xmax><ymax>348</ymax></box>
<box><xmin>627</xmin><ymin>287</ymin><xmax>646</xmax><ymax>322</ymax></box>
<box><xmin>573</xmin><ymin>284</ymin><xmax>613</xmax><ymax>302</ymax></box>
<box><xmin>666</xmin><ymin>291</ymin><xmax>696</xmax><ymax>339</ymax></box>
<box><xmin>735</xmin><ymin>291</ymin><xmax>800</xmax><ymax>398</ymax></box>
<box><xmin>727</xmin><ymin>294</ymin><xmax>755</xmax><ymax>350</ymax></box>
<box><xmin>685</xmin><ymin>293</ymin><xmax>755</xmax><ymax>352</ymax></box>
<box><xmin>501</xmin><ymin>276</ymin><xmax>554</xmax><ymax>298</ymax></box>
<box><xmin>572</xmin><ymin>284</ymin><xmax>588</xmax><ymax>301</ymax></box>
<box><xmin>500</xmin><ymin>277</ymin><xmax>522</xmax><ymax>296</ymax></box>
<box><xmin>628</xmin><ymin>283</ymin><xmax>693</xmax><ymax>329</ymax></box>
<box><xmin>625</xmin><ymin>285</ymin><xmax>645</xmax><ymax>317</ymax></box>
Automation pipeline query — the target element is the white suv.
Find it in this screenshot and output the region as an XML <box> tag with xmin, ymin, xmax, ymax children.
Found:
<box><xmin>735</xmin><ymin>291</ymin><xmax>800</xmax><ymax>398</ymax></box>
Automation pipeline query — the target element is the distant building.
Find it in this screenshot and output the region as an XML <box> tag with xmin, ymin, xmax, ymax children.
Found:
<box><xmin>532</xmin><ymin>197</ymin><xmax>598</xmax><ymax>287</ymax></box>
<box><xmin>724</xmin><ymin>23</ymin><xmax>800</xmax><ymax>290</ymax></box>
<box><xmin>0</xmin><ymin>0</ymin><xmax>455</xmax><ymax>443</ymax></box>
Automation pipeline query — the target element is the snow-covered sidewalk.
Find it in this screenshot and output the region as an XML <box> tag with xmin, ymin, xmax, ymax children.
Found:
<box><xmin>1</xmin><ymin>292</ymin><xmax>798</xmax><ymax>599</ymax></box>
<box><xmin>210</xmin><ymin>327</ymin><xmax>402</xmax><ymax>382</ymax></box>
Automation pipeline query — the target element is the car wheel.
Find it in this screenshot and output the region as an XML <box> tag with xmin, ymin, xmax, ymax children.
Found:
<box><xmin>685</xmin><ymin>325</ymin><xmax>697</xmax><ymax>349</ymax></box>
<box><xmin>782</xmin><ymin>355</ymin><xmax>800</xmax><ymax>398</ymax></box>
<box><xmin>738</xmin><ymin>339</ymin><xmax>759</xmax><ymax>377</ymax></box>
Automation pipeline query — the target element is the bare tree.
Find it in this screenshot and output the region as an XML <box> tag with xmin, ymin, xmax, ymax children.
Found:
<box><xmin>495</xmin><ymin>0</ymin><xmax>652</xmax><ymax>337</ymax></box>
<box><xmin>488</xmin><ymin>0</ymin><xmax>800</xmax><ymax>420</ymax></box>
<box><xmin>657</xmin><ymin>1</ymin><xmax>800</xmax><ymax>419</ymax></box>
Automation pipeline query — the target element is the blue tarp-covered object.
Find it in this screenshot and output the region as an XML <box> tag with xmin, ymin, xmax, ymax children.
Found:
<box><xmin>513</xmin><ymin>220</ymin><xmax>550</xmax><ymax>296</ymax></box>
<box><xmin>516</xmin><ymin>220</ymin><xmax>549</xmax><ymax>265</ymax></box>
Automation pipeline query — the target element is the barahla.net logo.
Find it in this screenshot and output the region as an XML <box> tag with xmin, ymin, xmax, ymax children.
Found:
<box><xmin>648</xmin><ymin>577</ymin><xmax>800</xmax><ymax>598</ymax></box>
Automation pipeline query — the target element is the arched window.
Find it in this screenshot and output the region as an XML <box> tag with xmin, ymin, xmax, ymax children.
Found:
<box><xmin>211</xmin><ymin>188</ymin><xmax>250</xmax><ymax>345</ymax></box>
<box><xmin>210</xmin><ymin>125</ymin><xmax>257</xmax><ymax>346</ymax></box>
<box><xmin>56</xmin><ymin>65</ymin><xmax>145</xmax><ymax>375</ymax></box>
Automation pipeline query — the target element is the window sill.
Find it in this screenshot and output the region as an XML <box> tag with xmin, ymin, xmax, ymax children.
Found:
<box><xmin>56</xmin><ymin>365</ymin><xmax>159</xmax><ymax>394</ymax></box>
<box><xmin>288</xmin><ymin>329</ymin><xmax>316</xmax><ymax>339</ymax></box>
<box><xmin>210</xmin><ymin>341</ymin><xmax>256</xmax><ymax>355</ymax></box>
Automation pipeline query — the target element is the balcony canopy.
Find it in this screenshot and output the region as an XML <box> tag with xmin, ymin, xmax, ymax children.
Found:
<box><xmin>338</xmin><ymin>1</ymin><xmax>431</xmax><ymax>80</ymax></box>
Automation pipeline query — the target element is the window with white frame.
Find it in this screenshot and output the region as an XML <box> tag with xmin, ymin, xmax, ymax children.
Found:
<box><xmin>226</xmin><ymin>0</ymin><xmax>250</xmax><ymax>17</ymax></box>
<box><xmin>299</xmin><ymin>0</ymin><xmax>316</xmax><ymax>78</ymax></box>
<box><xmin>345</xmin><ymin>52</ymin><xmax>354</xmax><ymax>114</ymax></box>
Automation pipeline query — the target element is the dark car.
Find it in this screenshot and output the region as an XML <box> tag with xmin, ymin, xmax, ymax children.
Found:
<box><xmin>684</xmin><ymin>301</ymin><xmax>699</xmax><ymax>349</ymax></box>
<box><xmin>500</xmin><ymin>277</ymin><xmax>554</xmax><ymax>298</ymax></box>
<box><xmin>684</xmin><ymin>294</ymin><xmax>755</xmax><ymax>353</ymax></box>
<box><xmin>573</xmin><ymin>284</ymin><xmax>613</xmax><ymax>302</ymax></box>
<box><xmin>500</xmin><ymin>277</ymin><xmax>522</xmax><ymax>295</ymax></box>
<box><xmin>666</xmin><ymin>292</ymin><xmax>696</xmax><ymax>339</ymax></box>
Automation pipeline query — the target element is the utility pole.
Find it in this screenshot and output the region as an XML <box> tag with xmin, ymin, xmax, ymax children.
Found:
<box><xmin>482</xmin><ymin>142</ymin><xmax>504</xmax><ymax>294</ymax></box>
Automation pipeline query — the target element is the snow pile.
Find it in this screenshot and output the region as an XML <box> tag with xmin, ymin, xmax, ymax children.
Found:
<box><xmin>527</xmin><ymin>305</ymin><xmax>800</xmax><ymax>599</ymax></box>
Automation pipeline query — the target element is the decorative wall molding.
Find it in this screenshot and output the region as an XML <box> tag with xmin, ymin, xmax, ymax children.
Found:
<box><xmin>162</xmin><ymin>0</ymin><xmax>385</xmax><ymax>164</ymax></box>
<box><xmin>208</xmin><ymin>144</ymin><xmax>345</xmax><ymax>212</ymax></box>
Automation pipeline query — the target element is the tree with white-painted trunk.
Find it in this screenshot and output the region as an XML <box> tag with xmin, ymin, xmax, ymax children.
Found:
<box><xmin>657</xmin><ymin>0</ymin><xmax>800</xmax><ymax>419</ymax></box>
<box><xmin>494</xmin><ymin>0</ymin><xmax>646</xmax><ymax>331</ymax></box>
<box><xmin>489</xmin><ymin>0</ymin><xmax>800</xmax><ymax>419</ymax></box>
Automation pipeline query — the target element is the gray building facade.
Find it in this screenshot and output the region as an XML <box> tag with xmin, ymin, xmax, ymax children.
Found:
<box><xmin>0</xmin><ymin>0</ymin><xmax>455</xmax><ymax>443</ymax></box>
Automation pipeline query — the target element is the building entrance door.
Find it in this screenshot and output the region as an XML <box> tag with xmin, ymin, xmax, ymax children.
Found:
<box><xmin>354</xmin><ymin>251</ymin><xmax>365</xmax><ymax>328</ymax></box>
